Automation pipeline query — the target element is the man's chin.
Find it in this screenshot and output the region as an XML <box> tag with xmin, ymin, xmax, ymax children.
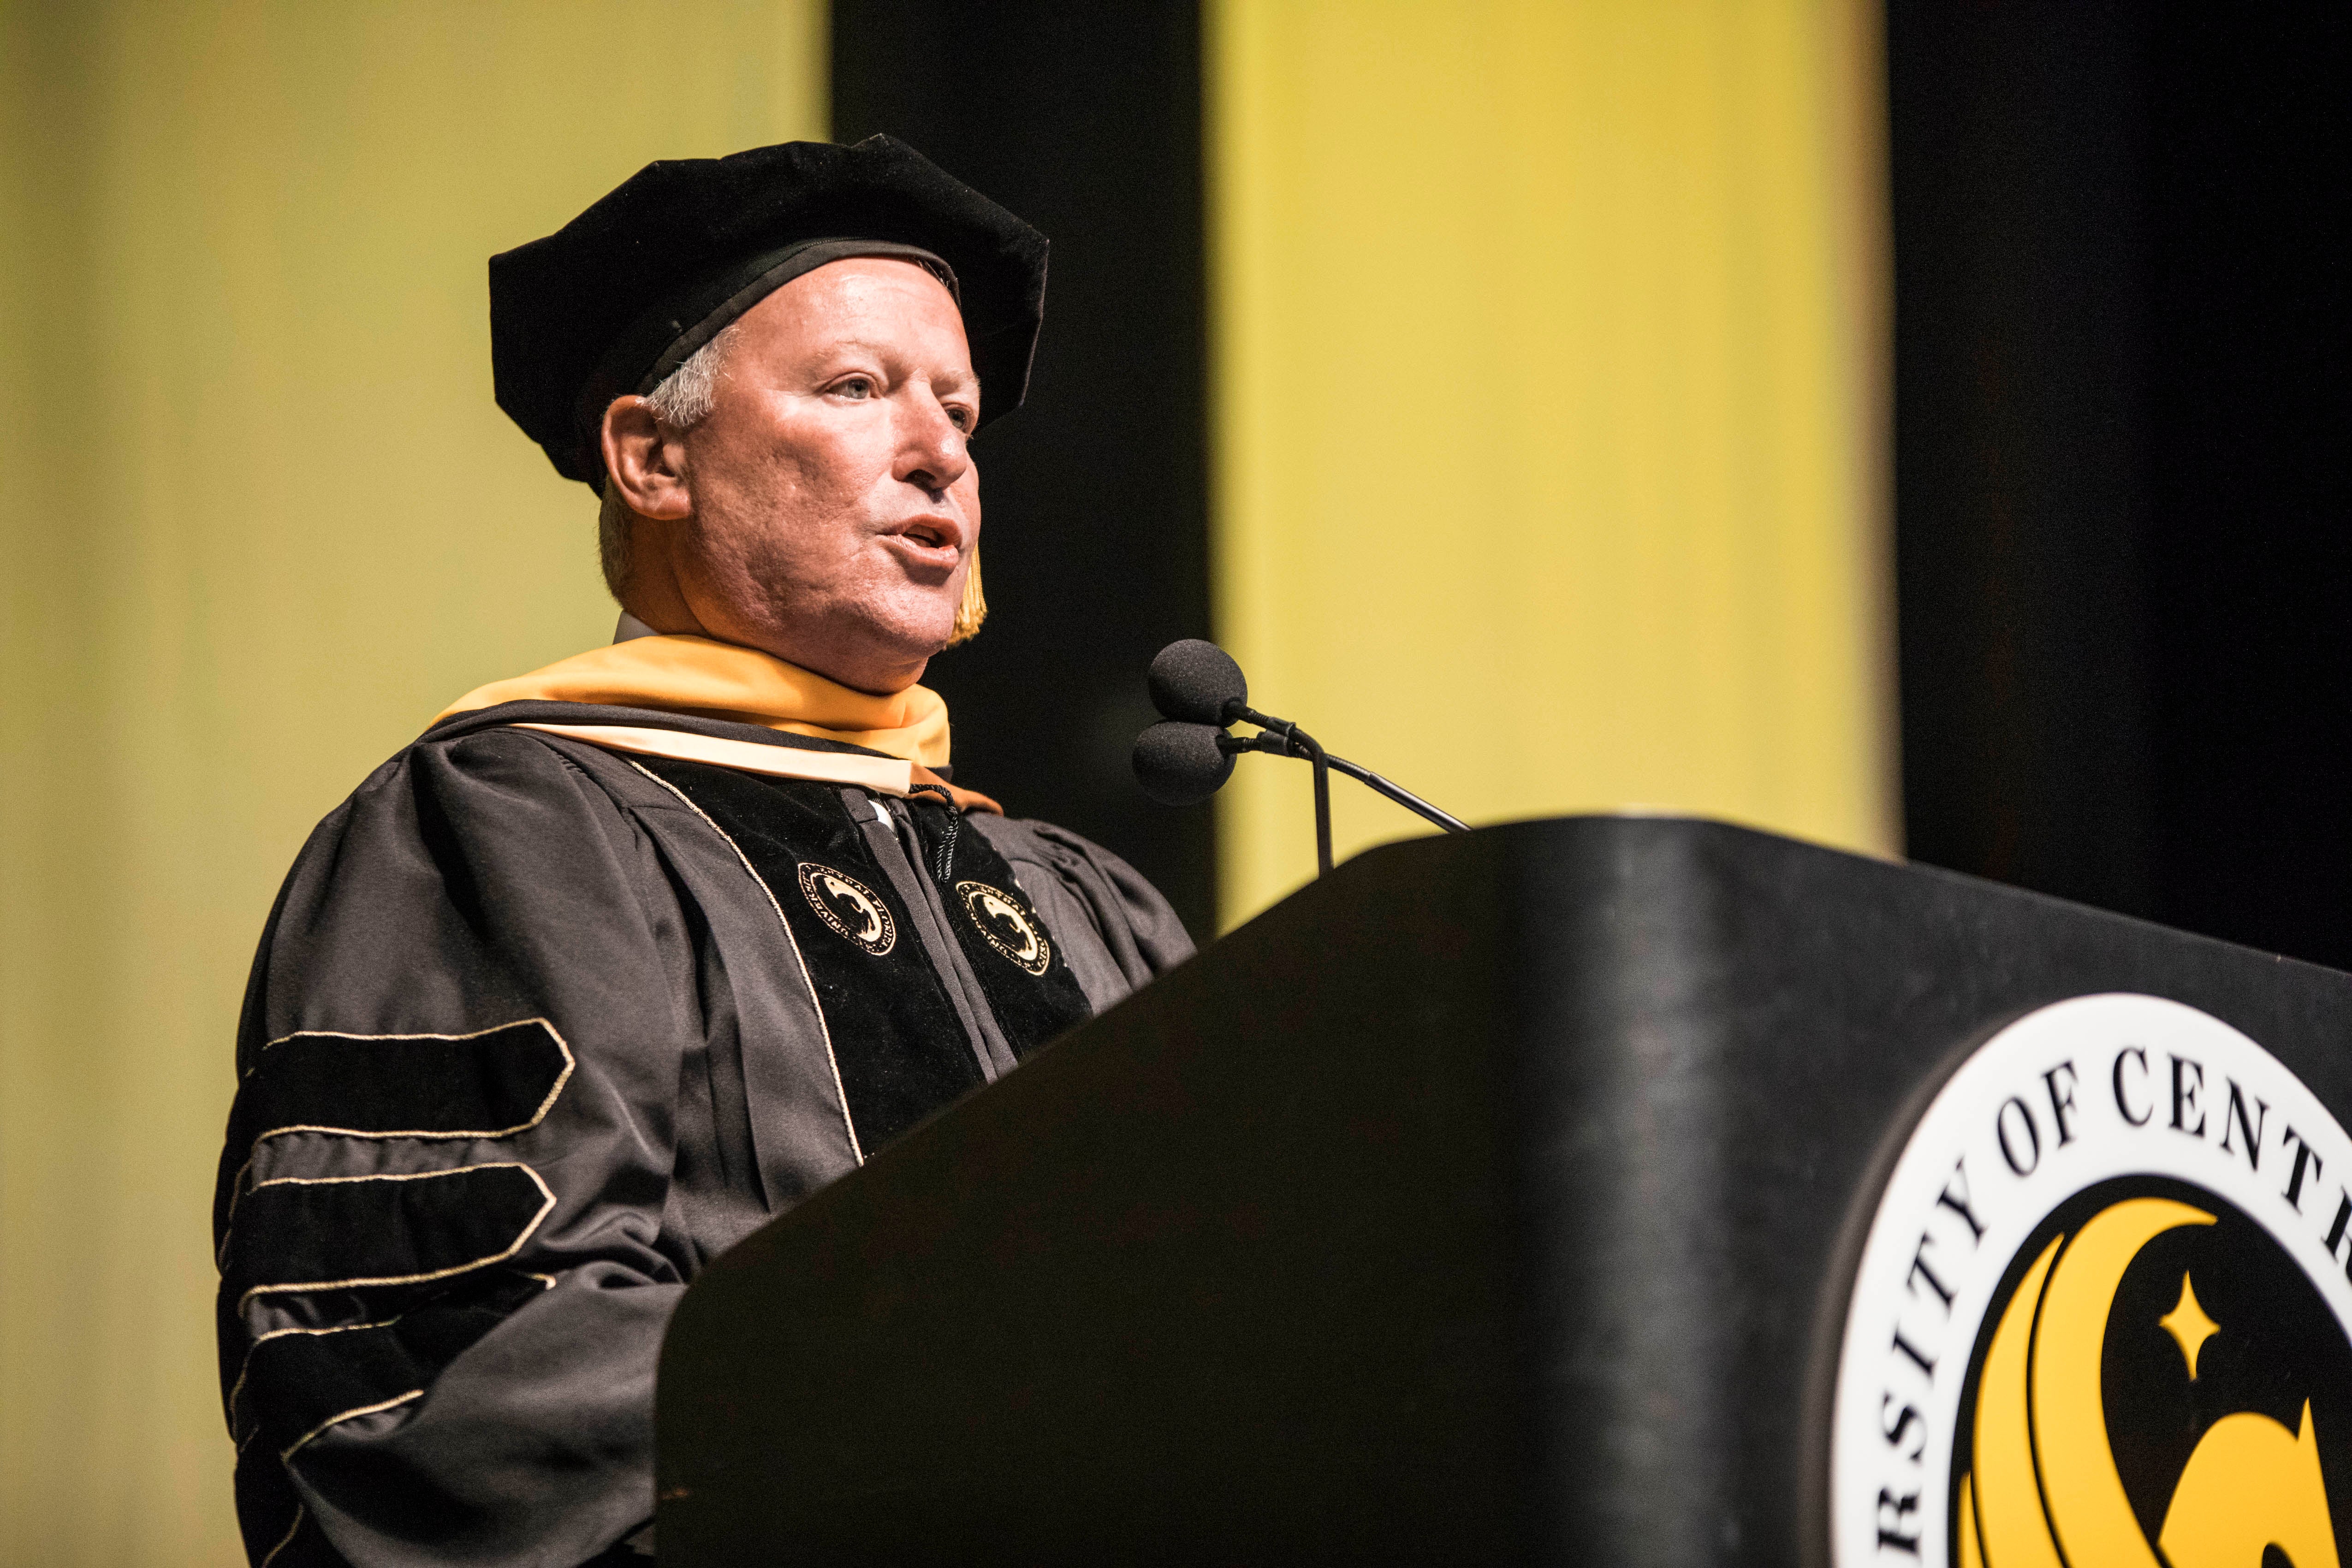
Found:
<box><xmin>748</xmin><ymin>608</ymin><xmax>956</xmax><ymax>693</ymax></box>
<box><xmin>860</xmin><ymin>600</ymin><xmax>962</xmax><ymax>663</ymax></box>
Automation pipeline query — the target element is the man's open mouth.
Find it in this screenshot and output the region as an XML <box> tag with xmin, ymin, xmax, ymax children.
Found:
<box><xmin>888</xmin><ymin>517</ymin><xmax>963</xmax><ymax>570</ymax></box>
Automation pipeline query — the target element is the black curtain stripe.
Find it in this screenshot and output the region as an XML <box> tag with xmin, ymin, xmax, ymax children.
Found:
<box><xmin>831</xmin><ymin>0</ymin><xmax>1214</xmax><ymax>940</ymax></box>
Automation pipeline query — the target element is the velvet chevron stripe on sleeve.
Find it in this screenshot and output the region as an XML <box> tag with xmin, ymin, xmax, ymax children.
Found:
<box><xmin>232</xmin><ymin>1019</ymin><xmax>574</xmax><ymax>1148</ymax></box>
<box><xmin>223</xmin><ymin>1164</ymin><xmax>557</xmax><ymax>1308</ymax></box>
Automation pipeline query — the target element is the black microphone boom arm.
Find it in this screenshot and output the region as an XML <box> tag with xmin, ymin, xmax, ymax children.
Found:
<box><xmin>1224</xmin><ymin>723</ymin><xmax>1471</xmax><ymax>870</ymax></box>
<box><xmin>1322</xmin><ymin>754</ymin><xmax>1472</xmax><ymax>835</ymax></box>
<box><xmin>1222</xmin><ymin>714</ymin><xmax>1333</xmax><ymax>874</ymax></box>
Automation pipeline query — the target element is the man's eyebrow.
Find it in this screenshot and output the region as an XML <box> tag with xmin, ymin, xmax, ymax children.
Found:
<box><xmin>812</xmin><ymin>341</ymin><xmax>978</xmax><ymax>389</ymax></box>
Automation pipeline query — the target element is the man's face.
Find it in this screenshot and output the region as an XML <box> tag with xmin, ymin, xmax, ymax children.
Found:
<box><xmin>670</xmin><ymin>258</ymin><xmax>980</xmax><ymax>691</ymax></box>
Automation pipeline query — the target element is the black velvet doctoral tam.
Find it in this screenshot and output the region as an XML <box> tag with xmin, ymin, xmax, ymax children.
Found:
<box><xmin>489</xmin><ymin>134</ymin><xmax>1049</xmax><ymax>489</ymax></box>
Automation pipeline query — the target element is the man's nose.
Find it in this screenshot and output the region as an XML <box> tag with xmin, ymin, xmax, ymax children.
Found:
<box><xmin>897</xmin><ymin>390</ymin><xmax>970</xmax><ymax>496</ymax></box>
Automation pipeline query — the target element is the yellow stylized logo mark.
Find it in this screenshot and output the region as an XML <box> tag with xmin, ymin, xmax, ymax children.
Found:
<box><xmin>1959</xmin><ymin>1196</ymin><xmax>2339</xmax><ymax>1568</ymax></box>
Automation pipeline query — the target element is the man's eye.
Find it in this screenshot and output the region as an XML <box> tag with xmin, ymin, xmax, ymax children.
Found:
<box><xmin>948</xmin><ymin>408</ymin><xmax>974</xmax><ymax>431</ymax></box>
<box><xmin>834</xmin><ymin>377</ymin><xmax>873</xmax><ymax>399</ymax></box>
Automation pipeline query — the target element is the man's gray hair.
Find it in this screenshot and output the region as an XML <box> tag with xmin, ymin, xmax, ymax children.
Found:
<box><xmin>597</xmin><ymin>323</ymin><xmax>739</xmax><ymax>599</ymax></box>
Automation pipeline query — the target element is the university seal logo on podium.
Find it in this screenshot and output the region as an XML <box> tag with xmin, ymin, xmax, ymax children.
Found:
<box><xmin>1831</xmin><ymin>995</ymin><xmax>2352</xmax><ymax>1568</ymax></box>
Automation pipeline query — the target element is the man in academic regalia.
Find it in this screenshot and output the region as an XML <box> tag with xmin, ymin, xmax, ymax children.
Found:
<box><xmin>213</xmin><ymin>136</ymin><xmax>1194</xmax><ymax>1568</ymax></box>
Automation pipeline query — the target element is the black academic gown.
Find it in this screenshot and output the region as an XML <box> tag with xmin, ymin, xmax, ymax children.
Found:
<box><xmin>213</xmin><ymin>700</ymin><xmax>1195</xmax><ymax>1568</ymax></box>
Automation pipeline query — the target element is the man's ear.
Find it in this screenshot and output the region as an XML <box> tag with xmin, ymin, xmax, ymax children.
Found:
<box><xmin>600</xmin><ymin>397</ymin><xmax>693</xmax><ymax>520</ymax></box>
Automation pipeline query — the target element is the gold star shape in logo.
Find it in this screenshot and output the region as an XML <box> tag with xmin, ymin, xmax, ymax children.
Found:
<box><xmin>2159</xmin><ymin>1271</ymin><xmax>2221</xmax><ymax>1380</ymax></box>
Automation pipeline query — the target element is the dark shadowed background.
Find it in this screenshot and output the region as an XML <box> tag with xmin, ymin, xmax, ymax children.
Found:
<box><xmin>1889</xmin><ymin>1</ymin><xmax>2352</xmax><ymax>964</ymax></box>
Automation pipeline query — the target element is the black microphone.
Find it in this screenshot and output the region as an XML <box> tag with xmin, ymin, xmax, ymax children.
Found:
<box><xmin>1146</xmin><ymin>638</ymin><xmax>1248</xmax><ymax>726</ymax></box>
<box><xmin>1130</xmin><ymin>639</ymin><xmax>1470</xmax><ymax>878</ymax></box>
<box><xmin>1132</xmin><ymin>719</ymin><xmax>1234</xmax><ymax>807</ymax></box>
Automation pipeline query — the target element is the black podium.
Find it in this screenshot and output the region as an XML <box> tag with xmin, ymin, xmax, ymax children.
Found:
<box><xmin>653</xmin><ymin>817</ymin><xmax>2352</xmax><ymax>1566</ymax></box>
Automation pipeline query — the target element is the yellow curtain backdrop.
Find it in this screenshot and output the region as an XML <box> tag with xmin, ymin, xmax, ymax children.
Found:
<box><xmin>1210</xmin><ymin>0</ymin><xmax>1895</xmax><ymax>925</ymax></box>
<box><xmin>0</xmin><ymin>4</ymin><xmax>824</xmax><ymax>1559</ymax></box>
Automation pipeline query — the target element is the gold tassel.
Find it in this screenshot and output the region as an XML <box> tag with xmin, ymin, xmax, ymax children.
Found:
<box><xmin>946</xmin><ymin>546</ymin><xmax>987</xmax><ymax>646</ymax></box>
